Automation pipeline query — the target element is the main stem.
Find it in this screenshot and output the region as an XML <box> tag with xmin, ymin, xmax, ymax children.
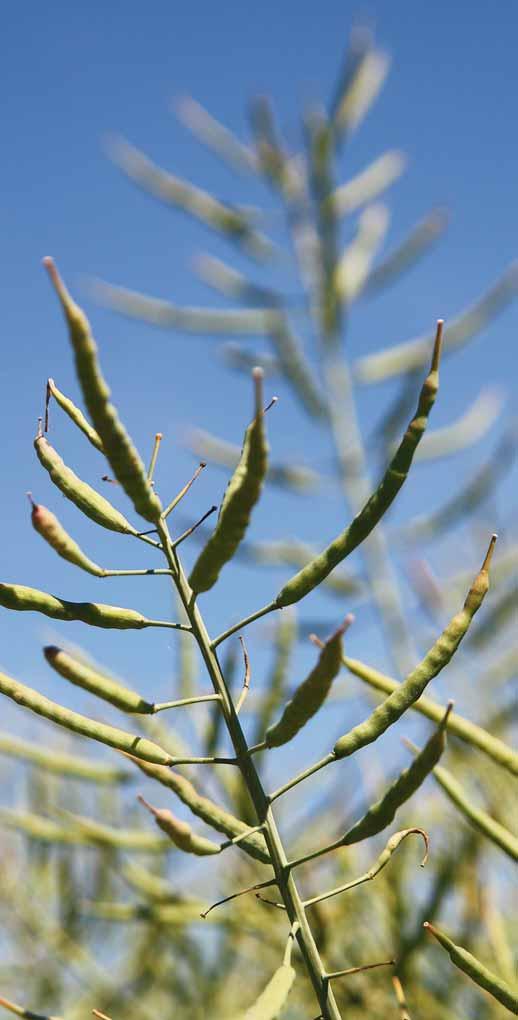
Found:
<box><xmin>156</xmin><ymin>519</ymin><xmax>342</xmax><ymax>1020</ymax></box>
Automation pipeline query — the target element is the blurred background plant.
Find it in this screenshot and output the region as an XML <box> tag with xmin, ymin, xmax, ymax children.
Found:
<box><xmin>1</xmin><ymin>8</ymin><xmax>517</xmax><ymax>1020</ymax></box>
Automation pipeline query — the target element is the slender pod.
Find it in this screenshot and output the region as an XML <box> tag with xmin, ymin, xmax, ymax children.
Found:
<box><xmin>0</xmin><ymin>732</ymin><xmax>130</xmax><ymax>784</ymax></box>
<box><xmin>234</xmin><ymin>926</ymin><xmax>297</xmax><ymax>1020</ymax></box>
<box><xmin>424</xmin><ymin>922</ymin><xmax>518</xmax><ymax>1014</ymax></box>
<box><xmin>138</xmin><ymin>795</ymin><xmax>221</xmax><ymax>856</ymax></box>
<box><xmin>34</xmin><ymin>433</ymin><xmax>137</xmax><ymax>534</ymax></box>
<box><xmin>252</xmin><ymin>608</ymin><xmax>297</xmax><ymax>746</ymax></box>
<box><xmin>275</xmin><ymin>322</ymin><xmax>443</xmax><ymax>607</ymax></box>
<box><xmin>0</xmin><ymin>807</ymin><xmax>88</xmax><ymax>846</ymax></box>
<box><xmin>44</xmin><ymin>258</ymin><xmax>162</xmax><ymax>523</ymax></box>
<box><xmin>343</xmin><ymin>653</ymin><xmax>518</xmax><ymax>776</ymax></box>
<box><xmin>0</xmin><ymin>670</ymin><xmax>174</xmax><ymax>765</ymax></box>
<box><xmin>46</xmin><ymin>377</ymin><xmax>104</xmax><ymax>452</ymax></box>
<box><xmin>264</xmin><ymin>617</ymin><xmax>352</xmax><ymax>748</ymax></box>
<box><xmin>0</xmin><ymin>583</ymin><xmax>181</xmax><ymax>630</ymax></box>
<box><xmin>427</xmin><ymin>760</ymin><xmax>518</xmax><ymax>861</ymax></box>
<box><xmin>124</xmin><ymin>753</ymin><xmax>270</xmax><ymax>863</ymax></box>
<box><xmin>28</xmin><ymin>495</ymin><xmax>106</xmax><ymax>577</ymax></box>
<box><xmin>342</xmin><ymin>704</ymin><xmax>452</xmax><ymax>845</ymax></box>
<box><xmin>59</xmin><ymin>808</ymin><xmax>170</xmax><ymax>851</ymax></box>
<box><xmin>333</xmin><ymin>536</ymin><xmax>496</xmax><ymax>759</ymax></box>
<box><xmin>43</xmin><ymin>646</ymin><xmax>154</xmax><ymax>714</ymax></box>
<box><xmin>189</xmin><ymin>369</ymin><xmax>270</xmax><ymax>593</ymax></box>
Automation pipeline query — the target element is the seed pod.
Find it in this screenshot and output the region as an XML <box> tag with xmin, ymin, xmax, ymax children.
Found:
<box><xmin>429</xmin><ymin>761</ymin><xmax>518</xmax><ymax>861</ymax></box>
<box><xmin>343</xmin><ymin>654</ymin><xmax>518</xmax><ymax>776</ymax></box>
<box><xmin>0</xmin><ymin>732</ymin><xmax>130</xmax><ymax>784</ymax></box>
<box><xmin>252</xmin><ymin>608</ymin><xmax>297</xmax><ymax>746</ymax></box>
<box><xmin>44</xmin><ymin>259</ymin><xmax>162</xmax><ymax>523</ymax></box>
<box><xmin>138</xmin><ymin>796</ymin><xmax>220</xmax><ymax>856</ymax></box>
<box><xmin>0</xmin><ymin>670</ymin><xmax>173</xmax><ymax>765</ymax></box>
<box><xmin>235</xmin><ymin>927</ymin><xmax>297</xmax><ymax>1020</ymax></box>
<box><xmin>46</xmin><ymin>377</ymin><xmax>104</xmax><ymax>452</ymax></box>
<box><xmin>62</xmin><ymin>809</ymin><xmax>170</xmax><ymax>852</ymax></box>
<box><xmin>265</xmin><ymin>617</ymin><xmax>350</xmax><ymax>748</ymax></box>
<box><xmin>0</xmin><ymin>583</ymin><xmax>172</xmax><ymax>630</ymax></box>
<box><xmin>342</xmin><ymin>705</ymin><xmax>452</xmax><ymax>844</ymax></box>
<box><xmin>44</xmin><ymin>646</ymin><xmax>154</xmax><ymax>714</ymax></box>
<box><xmin>29</xmin><ymin>495</ymin><xmax>106</xmax><ymax>576</ymax></box>
<box><xmin>120</xmin><ymin>862</ymin><xmax>183</xmax><ymax>903</ymax></box>
<box><xmin>34</xmin><ymin>434</ymin><xmax>137</xmax><ymax>534</ymax></box>
<box><xmin>275</xmin><ymin>323</ymin><xmax>442</xmax><ymax>607</ymax></box>
<box><xmin>189</xmin><ymin>369</ymin><xmax>269</xmax><ymax>593</ymax></box>
<box><xmin>0</xmin><ymin>807</ymin><xmax>87</xmax><ymax>846</ymax></box>
<box><xmin>334</xmin><ymin>536</ymin><xmax>496</xmax><ymax>760</ymax></box>
<box><xmin>424</xmin><ymin>922</ymin><xmax>518</xmax><ymax>1014</ymax></box>
<box><xmin>125</xmin><ymin>754</ymin><xmax>269</xmax><ymax>863</ymax></box>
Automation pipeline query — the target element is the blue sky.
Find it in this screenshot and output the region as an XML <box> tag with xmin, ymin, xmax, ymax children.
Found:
<box><xmin>2</xmin><ymin>1</ymin><xmax>517</xmax><ymax>778</ymax></box>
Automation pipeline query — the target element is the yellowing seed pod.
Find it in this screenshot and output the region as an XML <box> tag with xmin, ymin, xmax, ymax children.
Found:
<box><xmin>46</xmin><ymin>377</ymin><xmax>104</xmax><ymax>452</ymax></box>
<box><xmin>44</xmin><ymin>258</ymin><xmax>162</xmax><ymax>523</ymax></box>
<box><xmin>44</xmin><ymin>646</ymin><xmax>154</xmax><ymax>714</ymax></box>
<box><xmin>29</xmin><ymin>495</ymin><xmax>106</xmax><ymax>576</ymax></box>
<box><xmin>189</xmin><ymin>369</ymin><xmax>270</xmax><ymax>593</ymax></box>
<box><xmin>34</xmin><ymin>434</ymin><xmax>137</xmax><ymax>534</ymax></box>
<box><xmin>138</xmin><ymin>796</ymin><xmax>220</xmax><ymax>856</ymax></box>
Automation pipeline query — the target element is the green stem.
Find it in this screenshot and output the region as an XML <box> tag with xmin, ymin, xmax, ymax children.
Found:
<box><xmin>211</xmin><ymin>600</ymin><xmax>278</xmax><ymax>649</ymax></box>
<box><xmin>155</xmin><ymin>516</ymin><xmax>343</xmax><ymax>1020</ymax></box>
<box><xmin>152</xmin><ymin>694</ymin><xmax>221</xmax><ymax>713</ymax></box>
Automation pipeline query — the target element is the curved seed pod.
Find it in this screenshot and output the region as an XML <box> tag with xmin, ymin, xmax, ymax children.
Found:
<box><xmin>60</xmin><ymin>809</ymin><xmax>170</xmax><ymax>851</ymax></box>
<box><xmin>29</xmin><ymin>496</ymin><xmax>106</xmax><ymax>577</ymax></box>
<box><xmin>124</xmin><ymin>753</ymin><xmax>269</xmax><ymax>863</ymax></box>
<box><xmin>106</xmin><ymin>135</ymin><xmax>273</xmax><ymax>259</ymax></box>
<box><xmin>330</xmin><ymin>150</ymin><xmax>406</xmax><ymax>217</ymax></box>
<box><xmin>424</xmin><ymin>922</ymin><xmax>518</xmax><ymax>1014</ymax></box>
<box><xmin>334</xmin><ymin>203</ymin><xmax>390</xmax><ymax>302</ymax></box>
<box><xmin>429</xmin><ymin>761</ymin><xmax>518</xmax><ymax>861</ymax></box>
<box><xmin>342</xmin><ymin>704</ymin><xmax>452</xmax><ymax>844</ymax></box>
<box><xmin>364</xmin><ymin>208</ymin><xmax>448</xmax><ymax>297</ymax></box>
<box><xmin>275</xmin><ymin>324</ymin><xmax>443</xmax><ymax>607</ymax></box>
<box><xmin>138</xmin><ymin>796</ymin><xmax>220</xmax><ymax>856</ymax></box>
<box><xmin>44</xmin><ymin>259</ymin><xmax>162</xmax><ymax>524</ymax></box>
<box><xmin>0</xmin><ymin>670</ymin><xmax>174</xmax><ymax>765</ymax></box>
<box><xmin>265</xmin><ymin>617</ymin><xmax>351</xmax><ymax>748</ymax></box>
<box><xmin>44</xmin><ymin>646</ymin><xmax>154</xmax><ymax>714</ymax></box>
<box><xmin>355</xmin><ymin>262</ymin><xmax>518</xmax><ymax>383</ymax></box>
<box><xmin>189</xmin><ymin>369</ymin><xmax>269</xmax><ymax>593</ymax></box>
<box><xmin>175</xmin><ymin>96</ymin><xmax>257</xmax><ymax>173</ymax></box>
<box><xmin>0</xmin><ymin>583</ymin><xmax>174</xmax><ymax>630</ymax></box>
<box><xmin>236</xmin><ymin>928</ymin><xmax>297</xmax><ymax>1020</ymax></box>
<box><xmin>333</xmin><ymin>44</ymin><xmax>390</xmax><ymax>137</ymax></box>
<box><xmin>34</xmin><ymin>434</ymin><xmax>137</xmax><ymax>535</ymax></box>
<box><xmin>0</xmin><ymin>732</ymin><xmax>130</xmax><ymax>784</ymax></box>
<box><xmin>0</xmin><ymin>995</ymin><xmax>63</xmax><ymax>1020</ymax></box>
<box><xmin>46</xmin><ymin>378</ymin><xmax>104</xmax><ymax>452</ymax></box>
<box><xmin>334</xmin><ymin>536</ymin><xmax>496</xmax><ymax>759</ymax></box>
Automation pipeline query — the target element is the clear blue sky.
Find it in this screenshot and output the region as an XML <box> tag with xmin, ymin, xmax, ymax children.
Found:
<box><xmin>2</xmin><ymin>2</ymin><xmax>517</xmax><ymax>771</ymax></box>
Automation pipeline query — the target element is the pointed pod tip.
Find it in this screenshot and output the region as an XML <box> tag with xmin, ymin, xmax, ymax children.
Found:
<box><xmin>481</xmin><ymin>533</ymin><xmax>498</xmax><ymax>573</ymax></box>
<box><xmin>431</xmin><ymin>320</ymin><xmax>444</xmax><ymax>371</ymax></box>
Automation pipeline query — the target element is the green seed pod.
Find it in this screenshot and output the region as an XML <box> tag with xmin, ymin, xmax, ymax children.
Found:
<box><xmin>29</xmin><ymin>495</ymin><xmax>106</xmax><ymax>577</ymax></box>
<box><xmin>189</xmin><ymin>369</ymin><xmax>270</xmax><ymax>593</ymax></box>
<box><xmin>0</xmin><ymin>583</ymin><xmax>171</xmax><ymax>630</ymax></box>
<box><xmin>343</xmin><ymin>654</ymin><xmax>518</xmax><ymax>776</ymax></box>
<box><xmin>252</xmin><ymin>608</ymin><xmax>297</xmax><ymax>746</ymax></box>
<box><xmin>275</xmin><ymin>323</ymin><xmax>443</xmax><ymax>607</ymax></box>
<box><xmin>121</xmin><ymin>862</ymin><xmax>183</xmax><ymax>903</ymax></box>
<box><xmin>334</xmin><ymin>536</ymin><xmax>496</xmax><ymax>760</ymax></box>
<box><xmin>0</xmin><ymin>670</ymin><xmax>173</xmax><ymax>765</ymax></box>
<box><xmin>0</xmin><ymin>807</ymin><xmax>87</xmax><ymax>846</ymax></box>
<box><xmin>34</xmin><ymin>434</ymin><xmax>137</xmax><ymax>535</ymax></box>
<box><xmin>0</xmin><ymin>732</ymin><xmax>130</xmax><ymax>784</ymax></box>
<box><xmin>429</xmin><ymin>761</ymin><xmax>518</xmax><ymax>861</ymax></box>
<box><xmin>265</xmin><ymin>617</ymin><xmax>351</xmax><ymax>748</ymax></box>
<box><xmin>424</xmin><ymin>922</ymin><xmax>518</xmax><ymax>1014</ymax></box>
<box><xmin>46</xmin><ymin>377</ymin><xmax>104</xmax><ymax>452</ymax></box>
<box><xmin>138</xmin><ymin>796</ymin><xmax>220</xmax><ymax>856</ymax></box>
<box><xmin>44</xmin><ymin>259</ymin><xmax>162</xmax><ymax>523</ymax></box>
<box><xmin>44</xmin><ymin>646</ymin><xmax>154</xmax><ymax>714</ymax></box>
<box><xmin>234</xmin><ymin>927</ymin><xmax>297</xmax><ymax>1020</ymax></box>
<box><xmin>125</xmin><ymin>753</ymin><xmax>269</xmax><ymax>863</ymax></box>
<box><xmin>342</xmin><ymin>704</ymin><xmax>452</xmax><ymax>844</ymax></box>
